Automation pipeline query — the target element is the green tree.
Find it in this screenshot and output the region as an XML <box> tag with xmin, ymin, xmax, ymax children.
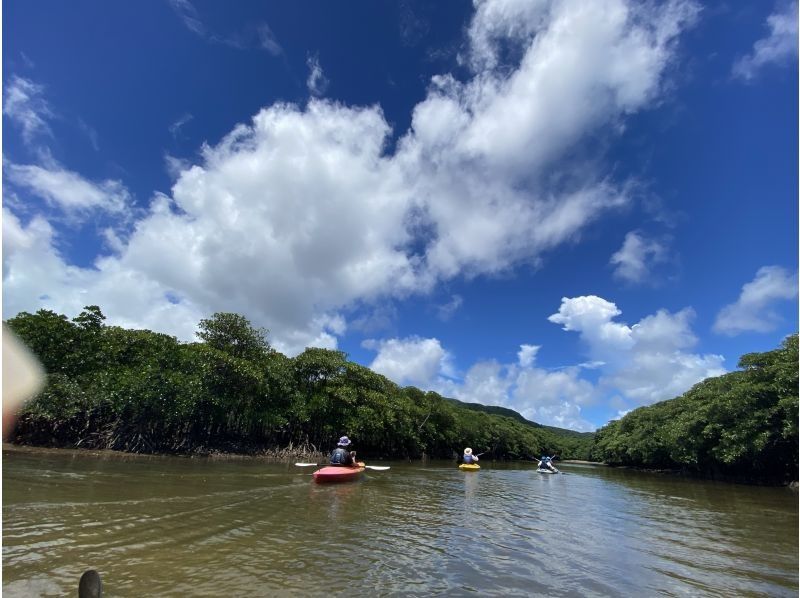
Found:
<box><xmin>196</xmin><ymin>312</ymin><xmax>272</xmax><ymax>361</ymax></box>
<box><xmin>592</xmin><ymin>334</ymin><xmax>798</xmax><ymax>483</ymax></box>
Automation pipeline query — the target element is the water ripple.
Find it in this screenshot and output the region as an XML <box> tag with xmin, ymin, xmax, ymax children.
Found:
<box><xmin>3</xmin><ymin>455</ymin><xmax>798</xmax><ymax>597</ymax></box>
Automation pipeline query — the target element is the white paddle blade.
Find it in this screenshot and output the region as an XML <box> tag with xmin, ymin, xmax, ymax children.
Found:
<box><xmin>365</xmin><ymin>465</ymin><xmax>390</xmax><ymax>471</ymax></box>
<box><xmin>294</xmin><ymin>463</ymin><xmax>318</xmax><ymax>467</ymax></box>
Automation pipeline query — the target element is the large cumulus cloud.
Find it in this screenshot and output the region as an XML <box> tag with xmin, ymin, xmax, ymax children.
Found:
<box><xmin>4</xmin><ymin>0</ymin><xmax>699</xmax><ymax>356</ymax></box>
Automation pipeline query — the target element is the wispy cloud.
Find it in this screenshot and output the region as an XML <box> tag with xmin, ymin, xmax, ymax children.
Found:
<box><xmin>257</xmin><ymin>23</ymin><xmax>283</xmax><ymax>56</ymax></box>
<box><xmin>6</xmin><ymin>162</ymin><xmax>132</xmax><ymax>217</ymax></box>
<box><xmin>164</xmin><ymin>154</ymin><xmax>192</xmax><ymax>180</ymax></box>
<box><xmin>306</xmin><ymin>55</ymin><xmax>329</xmax><ymax>96</ymax></box>
<box><xmin>398</xmin><ymin>0</ymin><xmax>430</xmax><ymax>47</ymax></box>
<box><xmin>732</xmin><ymin>1</ymin><xmax>798</xmax><ymax>81</ymax></box>
<box><xmin>168</xmin><ymin>0</ymin><xmax>206</xmax><ymax>36</ymax></box>
<box><xmin>169</xmin><ymin>113</ymin><xmax>194</xmax><ymax>139</ymax></box>
<box><xmin>168</xmin><ymin>0</ymin><xmax>283</xmax><ymax>55</ymax></box>
<box><xmin>3</xmin><ymin>75</ymin><xmax>53</xmax><ymax>143</ymax></box>
<box><xmin>713</xmin><ymin>266</ymin><xmax>798</xmax><ymax>335</ymax></box>
<box><xmin>77</xmin><ymin>118</ymin><xmax>100</xmax><ymax>151</ymax></box>
<box><xmin>19</xmin><ymin>52</ymin><xmax>36</xmax><ymax>69</ymax></box>
<box><xmin>436</xmin><ymin>294</ymin><xmax>463</xmax><ymax>321</ymax></box>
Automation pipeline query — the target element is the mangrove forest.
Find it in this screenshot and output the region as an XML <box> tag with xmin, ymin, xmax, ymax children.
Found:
<box><xmin>5</xmin><ymin>306</ymin><xmax>593</xmax><ymax>460</ymax></box>
<box><xmin>6</xmin><ymin>306</ymin><xmax>797</xmax><ymax>484</ymax></box>
<box><xmin>591</xmin><ymin>334</ymin><xmax>798</xmax><ymax>484</ymax></box>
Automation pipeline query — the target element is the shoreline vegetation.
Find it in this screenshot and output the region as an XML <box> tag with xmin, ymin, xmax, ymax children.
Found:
<box><xmin>2</xmin><ymin>442</ymin><xmax>328</xmax><ymax>463</ymax></box>
<box><xmin>591</xmin><ymin>334</ymin><xmax>798</xmax><ymax>487</ymax></box>
<box><xmin>6</xmin><ymin>307</ymin><xmax>596</xmax><ymax>464</ymax></box>
<box><xmin>5</xmin><ymin>306</ymin><xmax>797</xmax><ymax>485</ymax></box>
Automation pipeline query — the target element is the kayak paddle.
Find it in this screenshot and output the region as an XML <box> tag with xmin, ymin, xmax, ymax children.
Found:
<box><xmin>295</xmin><ymin>462</ymin><xmax>390</xmax><ymax>471</ymax></box>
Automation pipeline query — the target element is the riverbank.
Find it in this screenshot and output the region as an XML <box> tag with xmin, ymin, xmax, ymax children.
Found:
<box><xmin>597</xmin><ymin>460</ymin><xmax>798</xmax><ymax>488</ymax></box>
<box><xmin>2</xmin><ymin>442</ymin><xmax>325</xmax><ymax>463</ymax></box>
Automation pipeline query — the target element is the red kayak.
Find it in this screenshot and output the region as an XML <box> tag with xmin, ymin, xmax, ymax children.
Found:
<box><xmin>312</xmin><ymin>462</ymin><xmax>366</xmax><ymax>483</ymax></box>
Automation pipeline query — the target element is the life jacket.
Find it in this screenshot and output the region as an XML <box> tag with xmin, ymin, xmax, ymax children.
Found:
<box><xmin>330</xmin><ymin>447</ymin><xmax>353</xmax><ymax>466</ymax></box>
<box><xmin>463</xmin><ymin>454</ymin><xmax>474</xmax><ymax>464</ymax></box>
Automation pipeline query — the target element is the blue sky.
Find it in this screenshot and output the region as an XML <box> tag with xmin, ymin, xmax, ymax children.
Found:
<box><xmin>3</xmin><ymin>0</ymin><xmax>797</xmax><ymax>431</ymax></box>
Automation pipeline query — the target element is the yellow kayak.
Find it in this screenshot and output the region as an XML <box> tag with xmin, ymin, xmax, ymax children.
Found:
<box><xmin>459</xmin><ymin>463</ymin><xmax>481</xmax><ymax>471</ymax></box>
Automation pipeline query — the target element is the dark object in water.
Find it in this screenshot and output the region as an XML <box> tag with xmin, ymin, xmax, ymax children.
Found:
<box><xmin>79</xmin><ymin>569</ymin><xmax>103</xmax><ymax>598</ymax></box>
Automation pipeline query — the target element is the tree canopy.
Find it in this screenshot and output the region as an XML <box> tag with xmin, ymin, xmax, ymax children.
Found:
<box><xmin>590</xmin><ymin>334</ymin><xmax>798</xmax><ymax>484</ymax></box>
<box><xmin>6</xmin><ymin>306</ymin><xmax>589</xmax><ymax>460</ymax></box>
<box><xmin>7</xmin><ymin>306</ymin><xmax>795</xmax><ymax>484</ymax></box>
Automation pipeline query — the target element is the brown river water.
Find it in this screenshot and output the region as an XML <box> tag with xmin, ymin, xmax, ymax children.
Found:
<box><xmin>2</xmin><ymin>445</ymin><xmax>797</xmax><ymax>596</ymax></box>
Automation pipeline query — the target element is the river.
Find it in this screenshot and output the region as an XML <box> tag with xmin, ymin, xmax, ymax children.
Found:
<box><xmin>3</xmin><ymin>445</ymin><xmax>797</xmax><ymax>596</ymax></box>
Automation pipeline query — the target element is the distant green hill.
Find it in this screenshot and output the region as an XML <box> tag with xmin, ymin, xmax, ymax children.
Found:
<box><xmin>445</xmin><ymin>398</ymin><xmax>543</xmax><ymax>427</ymax></box>
<box><xmin>445</xmin><ymin>398</ymin><xmax>595</xmax><ymax>453</ymax></box>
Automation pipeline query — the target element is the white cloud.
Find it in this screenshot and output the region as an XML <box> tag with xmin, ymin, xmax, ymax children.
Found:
<box><xmin>456</xmin><ymin>360</ymin><xmax>512</xmax><ymax>405</ymax></box>
<box><xmin>340</xmin><ymin>290</ymin><xmax>728</xmax><ymax>432</ymax></box>
<box><xmin>713</xmin><ymin>266</ymin><xmax>798</xmax><ymax>335</ymax></box>
<box><xmin>3</xmin><ymin>75</ymin><xmax>53</xmax><ymax>143</ymax></box>
<box><xmin>4</xmin><ymin>0</ymin><xmax>700</xmax><ymax>356</ymax></box>
<box><xmin>306</xmin><ymin>55</ymin><xmax>330</xmax><ymax>97</ymax></box>
<box><xmin>6</xmin><ymin>163</ymin><xmax>132</xmax><ymax>216</ymax></box>
<box><xmin>733</xmin><ymin>2</ymin><xmax>798</xmax><ymax>81</ymax></box>
<box><xmin>610</xmin><ymin>230</ymin><xmax>669</xmax><ymax>284</ymax></box>
<box><xmin>6</xmin><ymin>100</ymin><xmax>415</xmax><ymax>354</ymax></box>
<box><xmin>464</xmin><ymin>0</ymin><xmax>550</xmax><ymax>71</ymax></box>
<box><xmin>364</xmin><ymin>336</ymin><xmax>454</xmax><ymax>388</ymax></box>
<box><xmin>449</xmin><ymin>343</ymin><xmax>596</xmax><ymax>431</ymax></box>
<box><xmin>361</xmin><ymin>306</ymin><xmax>723</xmax><ymax>431</ymax></box>
<box><xmin>437</xmin><ymin>0</ymin><xmax>699</xmax><ymax>178</ymax></box>
<box><xmin>2</xmin><ymin>208</ymin><xmax>203</xmax><ymax>339</ymax></box>
<box><xmin>605</xmin><ymin>349</ymin><xmax>726</xmax><ymax>405</ymax></box>
<box><xmin>549</xmin><ymin>295</ymin><xmax>726</xmax><ymax>409</ymax></box>
<box><xmin>164</xmin><ymin>154</ymin><xmax>192</xmax><ymax>180</ymax></box>
<box><xmin>362</xmin><ymin>335</ymin><xmax>596</xmax><ymax>430</ymax></box>
<box><xmin>517</xmin><ymin>344</ymin><xmax>540</xmax><ymax>367</ymax></box>
<box><xmin>548</xmin><ymin>295</ymin><xmax>634</xmax><ymax>357</ymax></box>
<box><xmin>511</xmin><ymin>364</ymin><xmax>596</xmax><ymax>429</ymax></box>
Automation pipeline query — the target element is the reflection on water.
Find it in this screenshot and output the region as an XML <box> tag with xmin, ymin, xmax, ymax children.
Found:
<box><xmin>3</xmin><ymin>446</ymin><xmax>798</xmax><ymax>597</ymax></box>
<box><xmin>463</xmin><ymin>468</ymin><xmax>480</xmax><ymax>499</ymax></box>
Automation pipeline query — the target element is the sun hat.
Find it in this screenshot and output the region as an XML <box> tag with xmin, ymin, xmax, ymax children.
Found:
<box><xmin>337</xmin><ymin>436</ymin><xmax>352</xmax><ymax>447</ymax></box>
<box><xmin>464</xmin><ymin>448</ymin><xmax>472</xmax><ymax>455</ymax></box>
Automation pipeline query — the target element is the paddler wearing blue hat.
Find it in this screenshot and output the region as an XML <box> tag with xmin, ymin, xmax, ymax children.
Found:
<box><xmin>329</xmin><ymin>436</ymin><xmax>357</xmax><ymax>466</ymax></box>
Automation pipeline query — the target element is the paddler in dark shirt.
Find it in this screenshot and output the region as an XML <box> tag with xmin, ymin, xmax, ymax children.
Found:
<box><xmin>329</xmin><ymin>436</ymin><xmax>357</xmax><ymax>466</ymax></box>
